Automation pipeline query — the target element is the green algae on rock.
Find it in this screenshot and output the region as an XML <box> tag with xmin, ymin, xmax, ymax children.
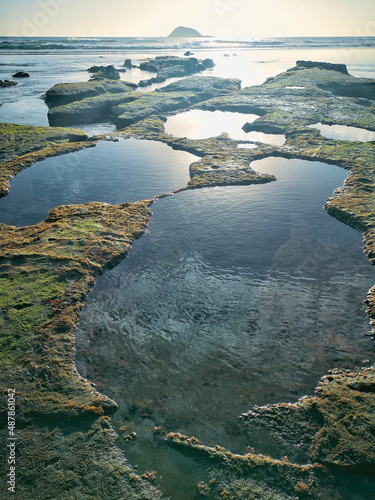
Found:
<box><xmin>154</xmin><ymin>428</ymin><xmax>324</xmax><ymax>499</ymax></box>
<box><xmin>0</xmin><ymin>123</ymin><xmax>91</xmax><ymax>197</ymax></box>
<box><xmin>0</xmin><ymin>199</ymin><xmax>166</xmax><ymax>498</ymax></box>
<box><xmin>45</xmin><ymin>79</ymin><xmax>136</xmax><ymax>108</ymax></box>
<box><xmin>112</xmin><ymin>77</ymin><xmax>240</xmax><ymax>129</ymax></box>
<box><xmin>240</xmin><ymin>367</ymin><xmax>375</xmax><ymax>473</ymax></box>
<box><xmin>196</xmin><ymin>61</ymin><xmax>375</xmax><ymax>134</ymax></box>
<box><xmin>45</xmin><ymin>75</ymin><xmax>240</xmax><ymax>128</ymax></box>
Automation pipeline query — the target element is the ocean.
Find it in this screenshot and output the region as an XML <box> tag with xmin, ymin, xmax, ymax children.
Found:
<box><xmin>0</xmin><ymin>36</ymin><xmax>375</xmax><ymax>130</ymax></box>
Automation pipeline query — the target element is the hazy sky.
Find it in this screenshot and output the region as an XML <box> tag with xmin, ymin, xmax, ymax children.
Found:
<box><xmin>1</xmin><ymin>0</ymin><xmax>374</xmax><ymax>38</ymax></box>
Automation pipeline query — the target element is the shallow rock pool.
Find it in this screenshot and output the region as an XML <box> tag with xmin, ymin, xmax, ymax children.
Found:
<box><xmin>76</xmin><ymin>156</ymin><xmax>374</xmax><ymax>499</ymax></box>
<box><xmin>165</xmin><ymin>109</ymin><xmax>286</xmax><ymax>145</ymax></box>
<box><xmin>0</xmin><ymin>138</ymin><xmax>197</xmax><ymax>226</ymax></box>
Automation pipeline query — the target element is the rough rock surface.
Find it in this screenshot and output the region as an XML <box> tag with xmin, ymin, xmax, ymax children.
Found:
<box><xmin>197</xmin><ymin>61</ymin><xmax>375</xmax><ymax>134</ymax></box>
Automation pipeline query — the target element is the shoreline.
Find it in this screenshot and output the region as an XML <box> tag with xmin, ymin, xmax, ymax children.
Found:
<box><xmin>0</xmin><ymin>60</ymin><xmax>375</xmax><ymax>498</ymax></box>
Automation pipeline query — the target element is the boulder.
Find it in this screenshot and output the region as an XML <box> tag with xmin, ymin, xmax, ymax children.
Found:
<box><xmin>13</xmin><ymin>71</ymin><xmax>30</xmax><ymax>78</ymax></box>
<box><xmin>124</xmin><ymin>59</ymin><xmax>132</xmax><ymax>69</ymax></box>
<box><xmin>202</xmin><ymin>58</ymin><xmax>215</xmax><ymax>69</ymax></box>
<box><xmin>184</xmin><ymin>51</ymin><xmax>194</xmax><ymax>56</ymax></box>
<box><xmin>90</xmin><ymin>65</ymin><xmax>120</xmax><ymax>81</ymax></box>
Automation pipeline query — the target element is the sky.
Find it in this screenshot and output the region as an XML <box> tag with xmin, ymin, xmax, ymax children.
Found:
<box><xmin>0</xmin><ymin>0</ymin><xmax>374</xmax><ymax>38</ymax></box>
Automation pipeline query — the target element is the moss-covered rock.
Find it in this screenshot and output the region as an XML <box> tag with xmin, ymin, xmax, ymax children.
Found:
<box><xmin>197</xmin><ymin>62</ymin><xmax>375</xmax><ymax>134</ymax></box>
<box><xmin>138</xmin><ymin>55</ymin><xmax>213</xmax><ymax>85</ymax></box>
<box><xmin>0</xmin><ymin>199</ymin><xmax>165</xmax><ymax>498</ymax></box>
<box><xmin>45</xmin><ymin>79</ymin><xmax>136</xmax><ymax>108</ymax></box>
<box><xmin>0</xmin><ymin>123</ymin><xmax>90</xmax><ymax>196</ymax></box>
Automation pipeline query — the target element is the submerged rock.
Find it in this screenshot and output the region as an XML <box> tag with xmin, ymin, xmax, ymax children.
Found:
<box><xmin>0</xmin><ymin>79</ymin><xmax>18</xmax><ymax>88</ymax></box>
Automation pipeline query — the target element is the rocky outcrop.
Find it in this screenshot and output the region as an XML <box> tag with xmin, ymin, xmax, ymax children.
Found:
<box><xmin>138</xmin><ymin>55</ymin><xmax>214</xmax><ymax>86</ymax></box>
<box><xmin>197</xmin><ymin>62</ymin><xmax>375</xmax><ymax>133</ymax></box>
<box><xmin>295</xmin><ymin>60</ymin><xmax>349</xmax><ymax>74</ymax></box>
<box><xmin>45</xmin><ymin>79</ymin><xmax>136</xmax><ymax>108</ymax></box>
<box><xmin>45</xmin><ymin>79</ymin><xmax>138</xmax><ymax>126</ymax></box>
<box><xmin>167</xmin><ymin>26</ymin><xmax>203</xmax><ymax>37</ymax></box>
<box><xmin>45</xmin><ymin>75</ymin><xmax>240</xmax><ymax>128</ymax></box>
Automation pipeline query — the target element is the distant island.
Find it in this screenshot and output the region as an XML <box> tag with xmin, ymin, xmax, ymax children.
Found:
<box><xmin>167</xmin><ymin>26</ymin><xmax>204</xmax><ymax>37</ymax></box>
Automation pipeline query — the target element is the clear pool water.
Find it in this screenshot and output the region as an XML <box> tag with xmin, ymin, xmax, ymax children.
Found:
<box><xmin>76</xmin><ymin>156</ymin><xmax>374</xmax><ymax>499</ymax></box>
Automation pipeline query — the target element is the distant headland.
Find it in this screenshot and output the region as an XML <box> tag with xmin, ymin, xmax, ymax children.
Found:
<box><xmin>167</xmin><ymin>26</ymin><xmax>205</xmax><ymax>38</ymax></box>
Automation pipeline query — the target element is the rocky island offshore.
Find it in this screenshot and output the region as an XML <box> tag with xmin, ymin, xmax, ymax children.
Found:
<box><xmin>167</xmin><ymin>26</ymin><xmax>205</xmax><ymax>37</ymax></box>
<box><xmin>0</xmin><ymin>58</ymin><xmax>375</xmax><ymax>499</ymax></box>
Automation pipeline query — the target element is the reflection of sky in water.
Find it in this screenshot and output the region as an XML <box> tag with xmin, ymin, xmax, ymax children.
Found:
<box><xmin>76</xmin><ymin>157</ymin><xmax>374</xmax><ymax>490</ymax></box>
<box><xmin>0</xmin><ymin>138</ymin><xmax>197</xmax><ymax>226</ymax></box>
<box><xmin>165</xmin><ymin>109</ymin><xmax>285</xmax><ymax>144</ymax></box>
<box><xmin>308</xmin><ymin>122</ymin><xmax>375</xmax><ymax>142</ymax></box>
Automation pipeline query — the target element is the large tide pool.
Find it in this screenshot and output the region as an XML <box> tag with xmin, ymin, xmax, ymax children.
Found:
<box><xmin>75</xmin><ymin>156</ymin><xmax>374</xmax><ymax>499</ymax></box>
